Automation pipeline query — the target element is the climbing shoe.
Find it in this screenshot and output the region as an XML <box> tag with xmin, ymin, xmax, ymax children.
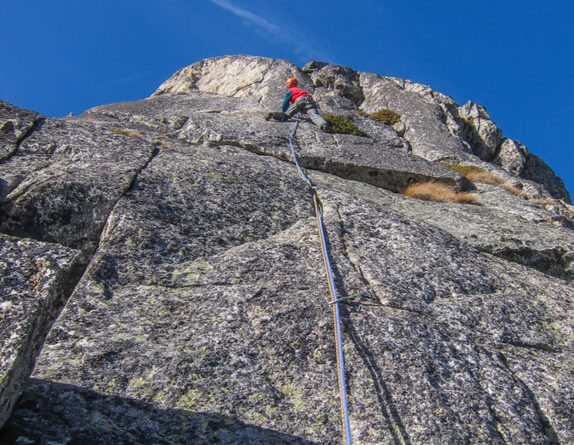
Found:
<box><xmin>265</xmin><ymin>112</ymin><xmax>274</xmax><ymax>121</ymax></box>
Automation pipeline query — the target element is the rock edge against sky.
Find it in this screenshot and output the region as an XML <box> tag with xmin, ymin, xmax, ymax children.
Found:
<box><xmin>1</xmin><ymin>55</ymin><xmax>573</xmax><ymax>444</ymax></box>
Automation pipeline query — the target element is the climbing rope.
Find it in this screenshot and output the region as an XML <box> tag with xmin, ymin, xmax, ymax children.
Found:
<box><xmin>288</xmin><ymin>120</ymin><xmax>352</xmax><ymax>445</ymax></box>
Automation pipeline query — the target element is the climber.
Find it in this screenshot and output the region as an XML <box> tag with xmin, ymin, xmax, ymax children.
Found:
<box><xmin>266</xmin><ymin>77</ymin><xmax>329</xmax><ymax>131</ymax></box>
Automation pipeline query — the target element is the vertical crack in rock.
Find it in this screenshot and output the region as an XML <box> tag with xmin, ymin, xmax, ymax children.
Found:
<box><xmin>0</xmin><ymin>134</ymin><xmax>162</xmax><ymax>430</ymax></box>
<box><xmin>345</xmin><ymin>313</ymin><xmax>415</xmax><ymax>445</ymax></box>
<box><xmin>332</xmin><ymin>203</ymin><xmax>374</xmax><ymax>298</ymax></box>
<box><xmin>0</xmin><ymin>235</ymin><xmax>84</xmax><ymax>429</ymax></box>
<box><xmin>0</xmin><ymin>115</ymin><xmax>165</xmax><ymax>253</ymax></box>
<box><xmin>496</xmin><ymin>351</ymin><xmax>561</xmax><ymax>444</ymax></box>
<box><xmin>124</xmin><ymin>146</ymin><xmax>161</xmax><ymax>195</ymax></box>
<box><xmin>5</xmin><ymin>117</ymin><xmax>46</xmax><ymax>162</ymax></box>
<box><xmin>235</xmin><ymin>59</ymin><xmax>277</xmax><ymax>103</ymax></box>
<box><xmin>329</xmin><ymin>203</ymin><xmax>415</xmax><ymax>444</ymax></box>
<box><xmin>0</xmin><ymin>102</ymin><xmax>40</xmax><ymax>163</ymax></box>
<box><xmin>316</xmin><ymin>193</ymin><xmax>419</xmax><ymax>443</ymax></box>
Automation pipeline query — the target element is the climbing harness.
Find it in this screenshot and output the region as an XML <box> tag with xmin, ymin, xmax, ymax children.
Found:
<box><xmin>288</xmin><ymin>120</ymin><xmax>352</xmax><ymax>445</ymax></box>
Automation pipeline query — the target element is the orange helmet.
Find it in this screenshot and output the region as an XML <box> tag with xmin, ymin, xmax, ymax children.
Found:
<box><xmin>286</xmin><ymin>77</ymin><xmax>298</xmax><ymax>88</ymax></box>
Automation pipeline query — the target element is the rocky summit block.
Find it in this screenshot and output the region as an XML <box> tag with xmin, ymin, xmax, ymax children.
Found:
<box><xmin>0</xmin><ymin>101</ymin><xmax>38</xmax><ymax>163</ymax></box>
<box><xmin>1</xmin><ymin>55</ymin><xmax>573</xmax><ymax>444</ymax></box>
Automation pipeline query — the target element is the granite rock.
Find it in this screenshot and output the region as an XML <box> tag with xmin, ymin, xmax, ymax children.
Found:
<box><xmin>1</xmin><ymin>55</ymin><xmax>573</xmax><ymax>444</ymax></box>
<box><xmin>0</xmin><ymin>100</ymin><xmax>38</xmax><ymax>162</ymax></box>
<box><xmin>496</xmin><ymin>138</ymin><xmax>528</xmax><ymax>176</ymax></box>
<box><xmin>457</xmin><ymin>101</ymin><xmax>503</xmax><ymax>161</ymax></box>
<box><xmin>0</xmin><ymin>235</ymin><xmax>82</xmax><ymax>428</ymax></box>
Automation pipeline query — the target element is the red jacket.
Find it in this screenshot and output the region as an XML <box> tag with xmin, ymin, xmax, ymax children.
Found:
<box><xmin>282</xmin><ymin>87</ymin><xmax>312</xmax><ymax>111</ymax></box>
<box><xmin>288</xmin><ymin>87</ymin><xmax>311</xmax><ymax>103</ymax></box>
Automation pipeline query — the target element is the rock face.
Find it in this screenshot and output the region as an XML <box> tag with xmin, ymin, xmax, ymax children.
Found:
<box><xmin>0</xmin><ymin>235</ymin><xmax>81</xmax><ymax>429</ymax></box>
<box><xmin>1</xmin><ymin>55</ymin><xmax>573</xmax><ymax>444</ymax></box>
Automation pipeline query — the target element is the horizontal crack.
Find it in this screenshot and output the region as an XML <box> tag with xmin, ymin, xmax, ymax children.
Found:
<box><xmin>482</xmin><ymin>245</ymin><xmax>573</xmax><ymax>282</ymax></box>
<box><xmin>500</xmin><ymin>339</ymin><xmax>562</xmax><ymax>354</ymax></box>
<box><xmin>212</xmin><ymin>132</ymin><xmax>458</xmax><ymax>197</ymax></box>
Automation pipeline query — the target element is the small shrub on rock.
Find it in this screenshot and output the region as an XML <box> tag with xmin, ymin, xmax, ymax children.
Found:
<box><xmin>403</xmin><ymin>182</ymin><xmax>480</xmax><ymax>205</ymax></box>
<box><xmin>322</xmin><ymin>114</ymin><xmax>368</xmax><ymax>137</ymax></box>
<box><xmin>370</xmin><ymin>109</ymin><xmax>401</xmax><ymax>125</ymax></box>
<box><xmin>355</xmin><ymin>109</ymin><xmax>401</xmax><ymax>125</ymax></box>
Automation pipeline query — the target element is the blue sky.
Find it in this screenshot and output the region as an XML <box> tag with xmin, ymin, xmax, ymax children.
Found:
<box><xmin>2</xmin><ymin>0</ymin><xmax>572</xmax><ymax>197</ymax></box>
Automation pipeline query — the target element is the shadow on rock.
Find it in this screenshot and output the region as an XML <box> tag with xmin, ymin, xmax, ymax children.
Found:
<box><xmin>0</xmin><ymin>379</ymin><xmax>317</xmax><ymax>445</ymax></box>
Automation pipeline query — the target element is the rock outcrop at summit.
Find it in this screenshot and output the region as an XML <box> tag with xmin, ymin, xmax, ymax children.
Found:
<box><xmin>1</xmin><ymin>55</ymin><xmax>573</xmax><ymax>444</ymax></box>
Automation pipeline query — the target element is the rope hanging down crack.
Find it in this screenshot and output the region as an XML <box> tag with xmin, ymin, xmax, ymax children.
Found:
<box><xmin>288</xmin><ymin>120</ymin><xmax>352</xmax><ymax>445</ymax></box>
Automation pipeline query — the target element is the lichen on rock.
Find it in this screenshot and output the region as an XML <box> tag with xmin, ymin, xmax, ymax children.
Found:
<box><xmin>1</xmin><ymin>55</ymin><xmax>573</xmax><ymax>444</ymax></box>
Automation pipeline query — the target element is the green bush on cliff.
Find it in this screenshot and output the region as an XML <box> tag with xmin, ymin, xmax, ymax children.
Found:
<box><xmin>370</xmin><ymin>109</ymin><xmax>401</xmax><ymax>125</ymax></box>
<box><xmin>322</xmin><ymin>114</ymin><xmax>368</xmax><ymax>137</ymax></box>
<box><xmin>355</xmin><ymin>108</ymin><xmax>401</xmax><ymax>125</ymax></box>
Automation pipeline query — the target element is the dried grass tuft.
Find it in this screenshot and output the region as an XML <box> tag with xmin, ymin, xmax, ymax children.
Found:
<box><xmin>498</xmin><ymin>184</ymin><xmax>527</xmax><ymax>197</ymax></box>
<box><xmin>403</xmin><ymin>182</ymin><xmax>480</xmax><ymax>205</ymax></box>
<box><xmin>111</xmin><ymin>129</ymin><xmax>144</xmax><ymax>139</ymax></box>
<box><xmin>440</xmin><ymin>162</ymin><xmax>528</xmax><ymax>198</ymax></box>
<box><xmin>464</xmin><ymin>170</ymin><xmax>504</xmax><ymax>185</ymax></box>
